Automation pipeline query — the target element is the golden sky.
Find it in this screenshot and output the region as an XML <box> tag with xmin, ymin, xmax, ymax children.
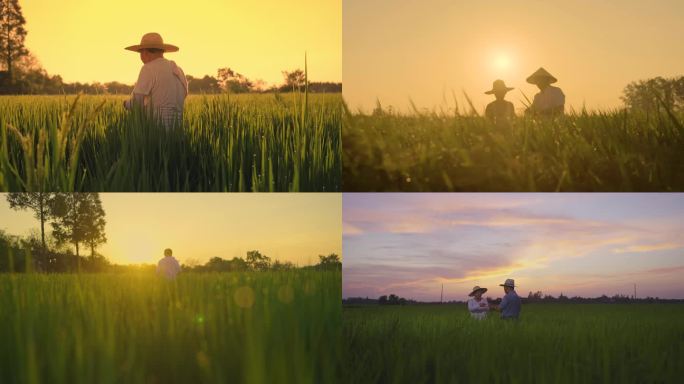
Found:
<box><xmin>344</xmin><ymin>0</ymin><xmax>684</xmax><ymax>112</ymax></box>
<box><xmin>23</xmin><ymin>0</ymin><xmax>341</xmax><ymax>85</ymax></box>
<box><xmin>0</xmin><ymin>193</ymin><xmax>341</xmax><ymax>265</ymax></box>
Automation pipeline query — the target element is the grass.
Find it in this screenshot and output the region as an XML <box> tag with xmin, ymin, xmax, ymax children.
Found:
<box><xmin>0</xmin><ymin>271</ymin><xmax>341</xmax><ymax>384</ymax></box>
<box><xmin>342</xmin><ymin>303</ymin><xmax>684</xmax><ymax>383</ymax></box>
<box><xmin>343</xmin><ymin>107</ymin><xmax>684</xmax><ymax>191</ymax></box>
<box><xmin>0</xmin><ymin>93</ymin><xmax>341</xmax><ymax>192</ymax></box>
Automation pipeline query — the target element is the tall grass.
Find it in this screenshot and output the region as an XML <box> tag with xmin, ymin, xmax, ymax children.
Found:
<box><xmin>343</xmin><ymin>106</ymin><xmax>684</xmax><ymax>191</ymax></box>
<box><xmin>0</xmin><ymin>93</ymin><xmax>341</xmax><ymax>192</ymax></box>
<box><xmin>0</xmin><ymin>271</ymin><xmax>341</xmax><ymax>384</ymax></box>
<box><xmin>343</xmin><ymin>304</ymin><xmax>684</xmax><ymax>383</ymax></box>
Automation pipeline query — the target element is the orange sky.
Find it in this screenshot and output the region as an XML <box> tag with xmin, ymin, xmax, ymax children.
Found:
<box><xmin>344</xmin><ymin>0</ymin><xmax>684</xmax><ymax>113</ymax></box>
<box><xmin>22</xmin><ymin>0</ymin><xmax>341</xmax><ymax>85</ymax></box>
<box><xmin>0</xmin><ymin>193</ymin><xmax>341</xmax><ymax>265</ymax></box>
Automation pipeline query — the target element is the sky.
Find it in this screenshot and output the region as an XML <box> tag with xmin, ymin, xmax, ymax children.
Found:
<box><xmin>21</xmin><ymin>0</ymin><xmax>341</xmax><ymax>85</ymax></box>
<box><xmin>343</xmin><ymin>194</ymin><xmax>684</xmax><ymax>301</ymax></box>
<box><xmin>343</xmin><ymin>0</ymin><xmax>684</xmax><ymax>113</ymax></box>
<box><xmin>0</xmin><ymin>193</ymin><xmax>341</xmax><ymax>265</ymax></box>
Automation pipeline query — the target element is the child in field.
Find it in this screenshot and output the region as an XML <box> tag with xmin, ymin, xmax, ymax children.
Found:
<box><xmin>157</xmin><ymin>248</ymin><xmax>181</xmax><ymax>279</ymax></box>
<box><xmin>467</xmin><ymin>286</ymin><xmax>489</xmax><ymax>319</ymax></box>
<box><xmin>484</xmin><ymin>80</ymin><xmax>515</xmax><ymax>124</ymax></box>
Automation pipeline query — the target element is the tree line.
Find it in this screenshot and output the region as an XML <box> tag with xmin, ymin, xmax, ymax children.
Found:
<box><xmin>1</xmin><ymin>192</ymin><xmax>341</xmax><ymax>273</ymax></box>
<box><xmin>0</xmin><ymin>0</ymin><xmax>340</xmax><ymax>95</ymax></box>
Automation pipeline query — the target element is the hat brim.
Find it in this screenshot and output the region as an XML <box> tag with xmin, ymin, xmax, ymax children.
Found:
<box><xmin>469</xmin><ymin>287</ymin><xmax>488</xmax><ymax>296</ymax></box>
<box><xmin>526</xmin><ymin>75</ymin><xmax>557</xmax><ymax>84</ymax></box>
<box><xmin>125</xmin><ymin>43</ymin><xmax>179</xmax><ymax>53</ymax></box>
<box><xmin>499</xmin><ymin>284</ymin><xmax>515</xmax><ymax>288</ymax></box>
<box><xmin>485</xmin><ymin>87</ymin><xmax>514</xmax><ymax>95</ymax></box>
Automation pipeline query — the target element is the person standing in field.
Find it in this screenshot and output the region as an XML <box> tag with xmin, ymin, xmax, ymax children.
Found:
<box><xmin>525</xmin><ymin>67</ymin><xmax>565</xmax><ymax>116</ymax></box>
<box><xmin>157</xmin><ymin>248</ymin><xmax>181</xmax><ymax>279</ymax></box>
<box><xmin>124</xmin><ymin>32</ymin><xmax>188</xmax><ymax>129</ymax></box>
<box><xmin>467</xmin><ymin>286</ymin><xmax>490</xmax><ymax>319</ymax></box>
<box><xmin>484</xmin><ymin>80</ymin><xmax>515</xmax><ymax>124</ymax></box>
<box><xmin>493</xmin><ymin>278</ymin><xmax>521</xmax><ymax>319</ymax></box>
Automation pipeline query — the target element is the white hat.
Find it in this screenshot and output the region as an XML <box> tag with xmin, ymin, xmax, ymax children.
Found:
<box><xmin>125</xmin><ymin>32</ymin><xmax>179</xmax><ymax>53</ymax></box>
<box><xmin>499</xmin><ymin>278</ymin><xmax>515</xmax><ymax>288</ymax></box>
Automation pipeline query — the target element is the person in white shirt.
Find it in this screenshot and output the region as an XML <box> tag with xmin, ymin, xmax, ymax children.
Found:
<box><xmin>157</xmin><ymin>248</ymin><xmax>181</xmax><ymax>279</ymax></box>
<box><xmin>467</xmin><ymin>285</ymin><xmax>489</xmax><ymax>319</ymax></box>
<box><xmin>124</xmin><ymin>32</ymin><xmax>188</xmax><ymax>129</ymax></box>
<box><xmin>525</xmin><ymin>67</ymin><xmax>565</xmax><ymax>116</ymax></box>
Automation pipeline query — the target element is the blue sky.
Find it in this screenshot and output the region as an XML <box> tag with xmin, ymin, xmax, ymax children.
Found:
<box><xmin>343</xmin><ymin>194</ymin><xmax>684</xmax><ymax>300</ymax></box>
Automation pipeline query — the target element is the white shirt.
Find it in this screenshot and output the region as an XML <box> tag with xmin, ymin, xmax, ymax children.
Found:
<box><xmin>467</xmin><ymin>297</ymin><xmax>489</xmax><ymax>319</ymax></box>
<box><xmin>531</xmin><ymin>85</ymin><xmax>565</xmax><ymax>113</ymax></box>
<box><xmin>157</xmin><ymin>256</ymin><xmax>181</xmax><ymax>279</ymax></box>
<box><xmin>133</xmin><ymin>57</ymin><xmax>188</xmax><ymax>127</ymax></box>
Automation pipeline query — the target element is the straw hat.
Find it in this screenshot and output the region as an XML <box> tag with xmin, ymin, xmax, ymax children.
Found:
<box><xmin>125</xmin><ymin>32</ymin><xmax>179</xmax><ymax>53</ymax></box>
<box><xmin>469</xmin><ymin>286</ymin><xmax>488</xmax><ymax>296</ymax></box>
<box><xmin>499</xmin><ymin>278</ymin><xmax>515</xmax><ymax>288</ymax></box>
<box><xmin>485</xmin><ymin>79</ymin><xmax>514</xmax><ymax>95</ymax></box>
<box><xmin>526</xmin><ymin>67</ymin><xmax>557</xmax><ymax>84</ymax></box>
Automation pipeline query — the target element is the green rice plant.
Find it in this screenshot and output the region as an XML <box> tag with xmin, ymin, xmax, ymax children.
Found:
<box><xmin>343</xmin><ymin>105</ymin><xmax>684</xmax><ymax>191</ymax></box>
<box><xmin>0</xmin><ymin>270</ymin><xmax>341</xmax><ymax>384</ymax></box>
<box><xmin>342</xmin><ymin>304</ymin><xmax>684</xmax><ymax>383</ymax></box>
<box><xmin>0</xmin><ymin>93</ymin><xmax>341</xmax><ymax>192</ymax></box>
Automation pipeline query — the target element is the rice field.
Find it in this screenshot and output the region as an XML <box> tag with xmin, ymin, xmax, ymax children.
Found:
<box><xmin>0</xmin><ymin>271</ymin><xmax>341</xmax><ymax>384</ymax></box>
<box><xmin>343</xmin><ymin>108</ymin><xmax>684</xmax><ymax>191</ymax></box>
<box><xmin>342</xmin><ymin>303</ymin><xmax>684</xmax><ymax>383</ymax></box>
<box><xmin>0</xmin><ymin>93</ymin><xmax>341</xmax><ymax>192</ymax></box>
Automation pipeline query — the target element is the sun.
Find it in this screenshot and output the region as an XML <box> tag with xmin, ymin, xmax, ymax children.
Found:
<box><xmin>494</xmin><ymin>54</ymin><xmax>511</xmax><ymax>71</ymax></box>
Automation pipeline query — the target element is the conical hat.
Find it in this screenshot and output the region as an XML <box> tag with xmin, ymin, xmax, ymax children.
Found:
<box><xmin>526</xmin><ymin>67</ymin><xmax>557</xmax><ymax>84</ymax></box>
<box><xmin>125</xmin><ymin>33</ymin><xmax>179</xmax><ymax>53</ymax></box>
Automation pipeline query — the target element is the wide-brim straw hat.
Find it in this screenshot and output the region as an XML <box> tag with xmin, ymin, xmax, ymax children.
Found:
<box><xmin>125</xmin><ymin>32</ymin><xmax>179</xmax><ymax>53</ymax></box>
<box><xmin>485</xmin><ymin>79</ymin><xmax>514</xmax><ymax>95</ymax></box>
<box><xmin>469</xmin><ymin>286</ymin><xmax>488</xmax><ymax>296</ymax></box>
<box><xmin>526</xmin><ymin>67</ymin><xmax>557</xmax><ymax>84</ymax></box>
<box><xmin>499</xmin><ymin>279</ymin><xmax>515</xmax><ymax>288</ymax></box>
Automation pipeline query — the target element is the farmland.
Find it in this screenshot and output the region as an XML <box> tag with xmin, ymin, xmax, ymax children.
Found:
<box><xmin>0</xmin><ymin>271</ymin><xmax>341</xmax><ymax>384</ymax></box>
<box><xmin>342</xmin><ymin>303</ymin><xmax>684</xmax><ymax>383</ymax></box>
<box><xmin>343</xmin><ymin>109</ymin><xmax>684</xmax><ymax>191</ymax></box>
<box><xmin>0</xmin><ymin>93</ymin><xmax>341</xmax><ymax>192</ymax></box>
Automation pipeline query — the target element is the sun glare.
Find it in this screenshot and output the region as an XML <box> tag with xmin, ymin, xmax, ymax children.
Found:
<box><xmin>494</xmin><ymin>53</ymin><xmax>511</xmax><ymax>71</ymax></box>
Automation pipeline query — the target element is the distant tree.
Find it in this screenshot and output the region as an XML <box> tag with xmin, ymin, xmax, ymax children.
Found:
<box><xmin>621</xmin><ymin>76</ymin><xmax>684</xmax><ymax>112</ymax></box>
<box><xmin>0</xmin><ymin>0</ymin><xmax>28</xmax><ymax>85</ymax></box>
<box><xmin>378</xmin><ymin>295</ymin><xmax>388</xmax><ymax>305</ymax></box>
<box><xmin>205</xmin><ymin>256</ymin><xmax>233</xmax><ymax>272</ymax></box>
<box><xmin>388</xmin><ymin>294</ymin><xmax>399</xmax><ymax>305</ymax></box>
<box><xmin>217</xmin><ymin>67</ymin><xmax>253</xmax><ymax>93</ymax></box>
<box><xmin>245</xmin><ymin>250</ymin><xmax>271</xmax><ymax>271</ymax></box>
<box><xmin>317</xmin><ymin>253</ymin><xmax>341</xmax><ymax>270</ymax></box>
<box><xmin>187</xmin><ymin>74</ymin><xmax>221</xmax><ymax>94</ymax></box>
<box><xmin>281</xmin><ymin>69</ymin><xmax>306</xmax><ymax>91</ymax></box>
<box><xmin>6</xmin><ymin>193</ymin><xmax>55</xmax><ymax>260</ymax></box>
<box><xmin>50</xmin><ymin>193</ymin><xmax>106</xmax><ymax>269</ymax></box>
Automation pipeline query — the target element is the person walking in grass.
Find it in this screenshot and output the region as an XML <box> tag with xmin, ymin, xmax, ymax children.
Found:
<box><xmin>484</xmin><ymin>80</ymin><xmax>515</xmax><ymax>124</ymax></box>
<box><xmin>157</xmin><ymin>248</ymin><xmax>181</xmax><ymax>279</ymax></box>
<box><xmin>492</xmin><ymin>278</ymin><xmax>521</xmax><ymax>319</ymax></box>
<box><xmin>467</xmin><ymin>285</ymin><xmax>490</xmax><ymax>320</ymax></box>
<box><xmin>525</xmin><ymin>67</ymin><xmax>565</xmax><ymax>116</ymax></box>
<box><xmin>124</xmin><ymin>32</ymin><xmax>188</xmax><ymax>129</ymax></box>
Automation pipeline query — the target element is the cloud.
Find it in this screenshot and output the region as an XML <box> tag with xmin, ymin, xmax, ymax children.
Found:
<box><xmin>613</xmin><ymin>242</ymin><xmax>683</xmax><ymax>254</ymax></box>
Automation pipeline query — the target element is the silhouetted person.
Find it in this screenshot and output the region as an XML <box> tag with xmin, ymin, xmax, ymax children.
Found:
<box><xmin>467</xmin><ymin>285</ymin><xmax>490</xmax><ymax>320</ymax></box>
<box><xmin>525</xmin><ymin>67</ymin><xmax>565</xmax><ymax>116</ymax></box>
<box><xmin>157</xmin><ymin>248</ymin><xmax>181</xmax><ymax>279</ymax></box>
<box><xmin>484</xmin><ymin>80</ymin><xmax>515</xmax><ymax>123</ymax></box>
<box><xmin>124</xmin><ymin>33</ymin><xmax>188</xmax><ymax>129</ymax></box>
<box><xmin>493</xmin><ymin>278</ymin><xmax>521</xmax><ymax>319</ymax></box>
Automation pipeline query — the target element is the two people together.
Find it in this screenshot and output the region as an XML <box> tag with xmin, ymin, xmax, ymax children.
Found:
<box><xmin>467</xmin><ymin>278</ymin><xmax>521</xmax><ymax>320</ymax></box>
<box><xmin>485</xmin><ymin>68</ymin><xmax>565</xmax><ymax>123</ymax></box>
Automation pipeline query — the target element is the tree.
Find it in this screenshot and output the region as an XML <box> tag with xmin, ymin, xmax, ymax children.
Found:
<box><xmin>0</xmin><ymin>0</ymin><xmax>28</xmax><ymax>84</ymax></box>
<box><xmin>6</xmin><ymin>193</ymin><xmax>55</xmax><ymax>251</ymax></box>
<box><xmin>281</xmin><ymin>69</ymin><xmax>306</xmax><ymax>91</ymax></box>
<box><xmin>621</xmin><ymin>76</ymin><xmax>684</xmax><ymax>112</ymax></box>
<box><xmin>245</xmin><ymin>250</ymin><xmax>271</xmax><ymax>271</ymax></box>
<box><xmin>378</xmin><ymin>295</ymin><xmax>388</xmax><ymax>305</ymax></box>
<box><xmin>50</xmin><ymin>193</ymin><xmax>106</xmax><ymax>270</ymax></box>
<box><xmin>317</xmin><ymin>253</ymin><xmax>341</xmax><ymax>270</ymax></box>
<box><xmin>217</xmin><ymin>67</ymin><xmax>253</xmax><ymax>93</ymax></box>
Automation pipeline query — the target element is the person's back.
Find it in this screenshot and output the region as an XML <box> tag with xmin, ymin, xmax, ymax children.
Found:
<box><xmin>134</xmin><ymin>57</ymin><xmax>187</xmax><ymax>127</ymax></box>
<box><xmin>531</xmin><ymin>85</ymin><xmax>564</xmax><ymax>115</ymax></box>
<box><xmin>157</xmin><ymin>248</ymin><xmax>181</xmax><ymax>279</ymax></box>
<box><xmin>499</xmin><ymin>289</ymin><xmax>521</xmax><ymax>319</ymax></box>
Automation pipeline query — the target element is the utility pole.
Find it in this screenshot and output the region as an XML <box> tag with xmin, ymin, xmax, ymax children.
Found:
<box><xmin>440</xmin><ymin>284</ymin><xmax>444</xmax><ymax>304</ymax></box>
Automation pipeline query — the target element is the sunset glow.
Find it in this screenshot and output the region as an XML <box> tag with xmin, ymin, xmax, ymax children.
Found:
<box><xmin>343</xmin><ymin>194</ymin><xmax>684</xmax><ymax>300</ymax></box>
